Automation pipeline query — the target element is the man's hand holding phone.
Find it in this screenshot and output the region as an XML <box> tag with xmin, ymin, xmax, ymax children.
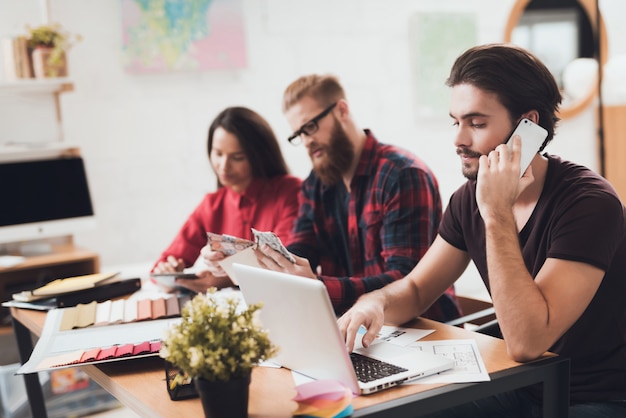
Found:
<box><xmin>505</xmin><ymin>118</ymin><xmax>548</xmax><ymax>178</ymax></box>
<box><xmin>476</xmin><ymin>118</ymin><xmax>547</xmax><ymax>222</ymax></box>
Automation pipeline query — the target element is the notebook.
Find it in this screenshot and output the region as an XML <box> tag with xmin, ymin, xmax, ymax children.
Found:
<box><xmin>232</xmin><ymin>263</ymin><xmax>454</xmax><ymax>395</ymax></box>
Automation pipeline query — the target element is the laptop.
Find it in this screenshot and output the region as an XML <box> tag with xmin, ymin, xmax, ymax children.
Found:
<box><xmin>232</xmin><ymin>263</ymin><xmax>454</xmax><ymax>395</ymax></box>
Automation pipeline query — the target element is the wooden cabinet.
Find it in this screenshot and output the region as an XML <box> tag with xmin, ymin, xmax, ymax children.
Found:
<box><xmin>0</xmin><ymin>241</ymin><xmax>99</xmax><ymax>304</ymax></box>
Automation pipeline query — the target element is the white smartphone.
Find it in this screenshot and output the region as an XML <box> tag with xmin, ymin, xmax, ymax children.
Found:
<box><xmin>506</xmin><ymin>118</ymin><xmax>548</xmax><ymax>177</ymax></box>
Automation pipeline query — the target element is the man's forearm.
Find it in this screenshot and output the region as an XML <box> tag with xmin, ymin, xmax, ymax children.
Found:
<box><xmin>484</xmin><ymin>213</ymin><xmax>549</xmax><ymax>360</ymax></box>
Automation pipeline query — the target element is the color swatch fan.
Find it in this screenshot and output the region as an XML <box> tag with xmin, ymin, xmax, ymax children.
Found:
<box><xmin>292</xmin><ymin>380</ymin><xmax>354</xmax><ymax>418</ymax></box>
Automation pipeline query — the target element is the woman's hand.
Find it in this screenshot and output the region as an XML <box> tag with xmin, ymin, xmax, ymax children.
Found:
<box><xmin>153</xmin><ymin>255</ymin><xmax>184</xmax><ymax>274</ymax></box>
<box><xmin>200</xmin><ymin>245</ymin><xmax>228</xmax><ymax>277</ymax></box>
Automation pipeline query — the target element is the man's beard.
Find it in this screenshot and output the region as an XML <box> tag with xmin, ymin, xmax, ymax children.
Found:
<box><xmin>457</xmin><ymin>147</ymin><xmax>482</xmax><ymax>181</ymax></box>
<box><xmin>312</xmin><ymin>119</ymin><xmax>354</xmax><ymax>187</ymax></box>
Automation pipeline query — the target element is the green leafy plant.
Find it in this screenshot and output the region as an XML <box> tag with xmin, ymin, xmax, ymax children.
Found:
<box><xmin>160</xmin><ymin>289</ymin><xmax>278</xmax><ymax>384</ymax></box>
<box><xmin>26</xmin><ymin>23</ymin><xmax>81</xmax><ymax>65</ymax></box>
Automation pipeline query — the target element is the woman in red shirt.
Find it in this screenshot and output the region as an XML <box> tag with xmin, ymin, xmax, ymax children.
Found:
<box><xmin>152</xmin><ymin>107</ymin><xmax>301</xmax><ymax>292</ymax></box>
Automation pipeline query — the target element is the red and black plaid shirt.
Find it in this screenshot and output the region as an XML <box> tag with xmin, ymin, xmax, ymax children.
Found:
<box><xmin>287</xmin><ymin>131</ymin><xmax>460</xmax><ymax>320</ymax></box>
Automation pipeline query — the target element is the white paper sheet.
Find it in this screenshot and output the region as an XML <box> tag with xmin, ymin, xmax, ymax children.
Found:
<box><xmin>356</xmin><ymin>326</ymin><xmax>490</xmax><ymax>384</ymax></box>
<box><xmin>353</xmin><ymin>324</ymin><xmax>434</xmax><ymax>350</ymax></box>
<box><xmin>406</xmin><ymin>339</ymin><xmax>490</xmax><ymax>383</ymax></box>
<box><xmin>218</xmin><ymin>247</ymin><xmax>261</xmax><ymax>285</ymax></box>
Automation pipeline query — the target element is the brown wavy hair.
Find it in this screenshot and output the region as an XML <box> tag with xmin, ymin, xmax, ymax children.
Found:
<box><xmin>207</xmin><ymin>107</ymin><xmax>289</xmax><ymax>187</ymax></box>
<box><xmin>446</xmin><ymin>43</ymin><xmax>562</xmax><ymax>149</ymax></box>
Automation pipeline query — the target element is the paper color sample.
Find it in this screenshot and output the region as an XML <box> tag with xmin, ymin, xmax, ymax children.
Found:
<box><xmin>293</xmin><ymin>380</ymin><xmax>353</xmax><ymax>418</ymax></box>
<box><xmin>95</xmin><ymin>300</ymin><xmax>112</xmax><ymax>326</ymax></box>
<box><xmin>132</xmin><ymin>341</ymin><xmax>151</xmax><ymax>356</ymax></box>
<box><xmin>218</xmin><ymin>247</ymin><xmax>261</xmax><ymax>285</ymax></box>
<box><xmin>76</xmin><ymin>301</ymin><xmax>97</xmax><ymax>328</ymax></box>
<box><xmin>116</xmin><ymin>343</ymin><xmax>134</xmax><ymax>357</ymax></box>
<box><xmin>80</xmin><ymin>348</ymin><xmax>101</xmax><ymax>363</ymax></box>
<box><xmin>293</xmin><ymin>379</ymin><xmax>349</xmax><ymax>401</ymax></box>
<box><xmin>96</xmin><ymin>346</ymin><xmax>118</xmax><ymax>361</ymax></box>
<box><xmin>137</xmin><ymin>299</ymin><xmax>152</xmax><ymax>321</ymax></box>
<box><xmin>32</xmin><ymin>272</ymin><xmax>120</xmax><ymax>296</ymax></box>
<box><xmin>124</xmin><ymin>299</ymin><xmax>138</xmax><ymax>323</ymax></box>
<box><xmin>110</xmin><ymin>299</ymin><xmax>126</xmax><ymax>324</ymax></box>
<box><xmin>59</xmin><ymin>297</ymin><xmax>191</xmax><ymax>330</ymax></box>
<box><xmin>60</xmin><ymin>307</ymin><xmax>78</xmax><ymax>331</ymax></box>
<box><xmin>165</xmin><ymin>296</ymin><xmax>180</xmax><ymax>317</ymax></box>
<box><xmin>152</xmin><ymin>298</ymin><xmax>166</xmax><ymax>319</ymax></box>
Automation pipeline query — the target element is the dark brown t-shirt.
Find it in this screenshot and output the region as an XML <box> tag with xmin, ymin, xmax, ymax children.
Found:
<box><xmin>439</xmin><ymin>154</ymin><xmax>626</xmax><ymax>403</ymax></box>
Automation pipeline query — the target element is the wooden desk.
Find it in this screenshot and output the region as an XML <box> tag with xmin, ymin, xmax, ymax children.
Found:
<box><xmin>11</xmin><ymin>307</ymin><xmax>569</xmax><ymax>418</ymax></box>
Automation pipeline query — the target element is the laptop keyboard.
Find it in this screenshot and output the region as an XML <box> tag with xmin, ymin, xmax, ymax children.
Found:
<box><xmin>350</xmin><ymin>352</ymin><xmax>408</xmax><ymax>383</ymax></box>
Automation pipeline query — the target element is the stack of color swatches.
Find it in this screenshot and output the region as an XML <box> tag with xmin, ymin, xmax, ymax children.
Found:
<box><xmin>59</xmin><ymin>294</ymin><xmax>191</xmax><ymax>331</ymax></box>
<box><xmin>48</xmin><ymin>341</ymin><xmax>162</xmax><ymax>368</ymax></box>
<box><xmin>293</xmin><ymin>380</ymin><xmax>354</xmax><ymax>418</ymax></box>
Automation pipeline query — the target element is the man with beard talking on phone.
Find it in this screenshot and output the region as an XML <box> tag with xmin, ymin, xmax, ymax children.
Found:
<box><xmin>338</xmin><ymin>44</ymin><xmax>626</xmax><ymax>417</ymax></box>
<box><xmin>255</xmin><ymin>74</ymin><xmax>460</xmax><ymax>322</ymax></box>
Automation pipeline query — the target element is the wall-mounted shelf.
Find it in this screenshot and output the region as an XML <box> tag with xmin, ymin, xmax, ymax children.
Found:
<box><xmin>0</xmin><ymin>142</ymin><xmax>80</xmax><ymax>162</ymax></box>
<box><xmin>0</xmin><ymin>78</ymin><xmax>74</xmax><ymax>144</ymax></box>
<box><xmin>0</xmin><ymin>78</ymin><xmax>73</xmax><ymax>95</ymax></box>
<box><xmin>0</xmin><ymin>78</ymin><xmax>74</xmax><ymax>95</ymax></box>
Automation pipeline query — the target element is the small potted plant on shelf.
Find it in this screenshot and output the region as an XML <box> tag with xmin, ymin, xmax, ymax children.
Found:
<box><xmin>160</xmin><ymin>288</ymin><xmax>277</xmax><ymax>418</ymax></box>
<box><xmin>26</xmin><ymin>23</ymin><xmax>81</xmax><ymax>78</ymax></box>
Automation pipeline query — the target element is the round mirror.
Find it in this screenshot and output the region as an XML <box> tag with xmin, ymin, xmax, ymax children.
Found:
<box><xmin>504</xmin><ymin>0</ymin><xmax>608</xmax><ymax>119</ymax></box>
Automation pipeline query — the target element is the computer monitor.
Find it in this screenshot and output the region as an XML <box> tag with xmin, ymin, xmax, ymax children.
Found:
<box><xmin>0</xmin><ymin>153</ymin><xmax>96</xmax><ymax>253</ymax></box>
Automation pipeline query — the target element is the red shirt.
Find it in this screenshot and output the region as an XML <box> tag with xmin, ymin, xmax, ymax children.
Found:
<box><xmin>154</xmin><ymin>175</ymin><xmax>302</xmax><ymax>269</ymax></box>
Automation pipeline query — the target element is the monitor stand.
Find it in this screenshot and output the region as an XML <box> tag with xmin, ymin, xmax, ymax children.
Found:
<box><xmin>2</xmin><ymin>236</ymin><xmax>72</xmax><ymax>257</ymax></box>
<box><xmin>19</xmin><ymin>241</ymin><xmax>54</xmax><ymax>256</ymax></box>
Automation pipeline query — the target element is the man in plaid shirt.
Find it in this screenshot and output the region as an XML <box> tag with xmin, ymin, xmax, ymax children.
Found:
<box><xmin>256</xmin><ymin>74</ymin><xmax>460</xmax><ymax>321</ymax></box>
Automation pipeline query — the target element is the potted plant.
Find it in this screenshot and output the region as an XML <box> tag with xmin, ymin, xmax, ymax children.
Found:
<box><xmin>160</xmin><ymin>289</ymin><xmax>277</xmax><ymax>418</ymax></box>
<box><xmin>26</xmin><ymin>23</ymin><xmax>81</xmax><ymax>78</ymax></box>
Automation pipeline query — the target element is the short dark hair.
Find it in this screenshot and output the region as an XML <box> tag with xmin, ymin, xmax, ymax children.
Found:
<box><xmin>207</xmin><ymin>107</ymin><xmax>289</xmax><ymax>186</ymax></box>
<box><xmin>446</xmin><ymin>43</ymin><xmax>562</xmax><ymax>148</ymax></box>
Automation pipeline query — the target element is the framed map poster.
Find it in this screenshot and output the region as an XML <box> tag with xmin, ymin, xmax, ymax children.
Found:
<box><xmin>121</xmin><ymin>0</ymin><xmax>247</xmax><ymax>73</ymax></box>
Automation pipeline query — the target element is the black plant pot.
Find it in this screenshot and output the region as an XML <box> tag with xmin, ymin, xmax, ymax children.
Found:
<box><xmin>194</xmin><ymin>374</ymin><xmax>251</xmax><ymax>418</ymax></box>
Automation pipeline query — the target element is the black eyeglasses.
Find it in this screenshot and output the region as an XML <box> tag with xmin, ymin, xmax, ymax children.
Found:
<box><xmin>287</xmin><ymin>102</ymin><xmax>337</xmax><ymax>144</ymax></box>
